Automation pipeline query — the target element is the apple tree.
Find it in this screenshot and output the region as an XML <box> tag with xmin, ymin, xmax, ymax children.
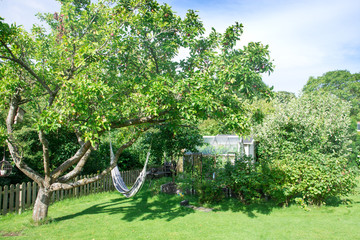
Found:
<box><xmin>0</xmin><ymin>0</ymin><xmax>273</xmax><ymax>222</ymax></box>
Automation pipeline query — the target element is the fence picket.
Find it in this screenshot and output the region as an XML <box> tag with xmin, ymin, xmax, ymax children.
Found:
<box><xmin>20</xmin><ymin>183</ymin><xmax>26</xmax><ymax>213</ymax></box>
<box><xmin>3</xmin><ymin>185</ymin><xmax>8</xmax><ymax>215</ymax></box>
<box><xmin>31</xmin><ymin>182</ymin><xmax>36</xmax><ymax>206</ymax></box>
<box><xmin>15</xmin><ymin>184</ymin><xmax>20</xmax><ymax>213</ymax></box>
<box><xmin>0</xmin><ymin>187</ymin><xmax>2</xmax><ymax>215</ymax></box>
<box><xmin>9</xmin><ymin>184</ymin><xmax>14</xmax><ymax>213</ymax></box>
<box><xmin>26</xmin><ymin>182</ymin><xmax>31</xmax><ymax>208</ymax></box>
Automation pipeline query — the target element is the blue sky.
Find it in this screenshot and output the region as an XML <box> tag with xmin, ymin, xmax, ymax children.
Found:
<box><xmin>1</xmin><ymin>0</ymin><xmax>359</xmax><ymax>94</ymax></box>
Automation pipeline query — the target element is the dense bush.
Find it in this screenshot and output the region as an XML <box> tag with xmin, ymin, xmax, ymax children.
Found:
<box><xmin>255</xmin><ymin>93</ymin><xmax>357</xmax><ymax>205</ymax></box>
<box><xmin>198</xmin><ymin>179</ymin><xmax>225</xmax><ymax>204</ymax></box>
<box><xmin>218</xmin><ymin>157</ymin><xmax>262</xmax><ymax>203</ymax></box>
<box><xmin>260</xmin><ymin>150</ymin><xmax>356</xmax><ymax>205</ymax></box>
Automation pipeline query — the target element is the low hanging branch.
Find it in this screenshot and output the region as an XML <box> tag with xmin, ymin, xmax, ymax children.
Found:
<box><xmin>57</xmin><ymin>148</ymin><xmax>92</xmax><ymax>183</ymax></box>
<box><xmin>51</xmin><ymin>141</ymin><xmax>92</xmax><ymax>179</ymax></box>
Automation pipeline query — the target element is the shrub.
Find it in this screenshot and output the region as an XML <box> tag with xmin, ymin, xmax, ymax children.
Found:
<box><xmin>198</xmin><ymin>179</ymin><xmax>225</xmax><ymax>204</ymax></box>
<box><xmin>217</xmin><ymin>157</ymin><xmax>263</xmax><ymax>203</ymax></box>
<box><xmin>256</xmin><ymin>93</ymin><xmax>357</xmax><ymax>205</ymax></box>
<box><xmin>261</xmin><ymin>150</ymin><xmax>356</xmax><ymax>205</ymax></box>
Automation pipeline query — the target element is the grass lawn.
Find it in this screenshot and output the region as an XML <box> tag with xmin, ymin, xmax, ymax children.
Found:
<box><xmin>1</xmin><ymin>181</ymin><xmax>360</xmax><ymax>240</ymax></box>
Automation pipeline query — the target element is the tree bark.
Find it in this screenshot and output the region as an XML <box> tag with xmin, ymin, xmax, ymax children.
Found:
<box><xmin>32</xmin><ymin>187</ymin><xmax>52</xmax><ymax>222</ymax></box>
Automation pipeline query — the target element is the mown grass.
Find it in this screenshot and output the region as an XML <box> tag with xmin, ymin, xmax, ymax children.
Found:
<box><xmin>1</xmin><ymin>180</ymin><xmax>360</xmax><ymax>240</ymax></box>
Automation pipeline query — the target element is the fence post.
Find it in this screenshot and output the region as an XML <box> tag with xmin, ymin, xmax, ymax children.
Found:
<box><xmin>105</xmin><ymin>174</ymin><xmax>108</xmax><ymax>191</ymax></box>
<box><xmin>103</xmin><ymin>175</ymin><xmax>107</xmax><ymax>192</ymax></box>
<box><xmin>26</xmin><ymin>182</ymin><xmax>31</xmax><ymax>208</ymax></box>
<box><xmin>74</xmin><ymin>177</ymin><xmax>79</xmax><ymax>198</ymax></box>
<box><xmin>32</xmin><ymin>182</ymin><xmax>37</xmax><ymax>206</ymax></box>
<box><xmin>9</xmin><ymin>184</ymin><xmax>14</xmax><ymax>213</ymax></box>
<box><xmin>86</xmin><ymin>175</ymin><xmax>89</xmax><ymax>195</ymax></box>
<box><xmin>20</xmin><ymin>183</ymin><xmax>25</xmax><ymax>214</ymax></box>
<box><xmin>0</xmin><ymin>186</ymin><xmax>2</xmax><ymax>214</ymax></box>
<box><xmin>56</xmin><ymin>189</ymin><xmax>60</xmax><ymax>202</ymax></box>
<box><xmin>15</xmin><ymin>184</ymin><xmax>20</xmax><ymax>214</ymax></box>
<box><xmin>2</xmin><ymin>185</ymin><xmax>8</xmax><ymax>215</ymax></box>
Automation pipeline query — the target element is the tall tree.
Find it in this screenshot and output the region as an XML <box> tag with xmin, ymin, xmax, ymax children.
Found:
<box><xmin>302</xmin><ymin>70</ymin><xmax>360</xmax><ymax>118</ymax></box>
<box><xmin>0</xmin><ymin>0</ymin><xmax>273</xmax><ymax>222</ymax></box>
<box><xmin>302</xmin><ymin>70</ymin><xmax>360</xmax><ymax>164</ymax></box>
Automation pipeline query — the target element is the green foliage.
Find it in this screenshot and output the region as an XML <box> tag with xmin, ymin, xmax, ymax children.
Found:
<box><xmin>148</xmin><ymin>177</ymin><xmax>173</xmax><ymax>195</ymax></box>
<box><xmin>255</xmin><ymin>93</ymin><xmax>356</xmax><ymax>205</ymax></box>
<box><xmin>260</xmin><ymin>150</ymin><xmax>356</xmax><ymax>205</ymax></box>
<box><xmin>180</xmin><ymin>93</ymin><xmax>356</xmax><ymax>206</ymax></box>
<box><xmin>302</xmin><ymin>70</ymin><xmax>360</xmax><ymax>164</ymax></box>
<box><xmin>198</xmin><ymin>179</ymin><xmax>225</xmax><ymax>204</ymax></box>
<box><xmin>129</xmin><ymin>124</ymin><xmax>203</xmax><ymax>166</ymax></box>
<box><xmin>217</xmin><ymin>157</ymin><xmax>262</xmax><ymax>203</ymax></box>
<box><xmin>257</xmin><ymin>93</ymin><xmax>353</xmax><ymax>158</ymax></box>
<box><xmin>274</xmin><ymin>91</ymin><xmax>296</xmax><ymax>104</ymax></box>
<box><xmin>197</xmin><ymin>119</ymin><xmax>224</xmax><ymax>136</ymax></box>
<box><xmin>302</xmin><ymin>70</ymin><xmax>360</xmax><ymax>117</ymax></box>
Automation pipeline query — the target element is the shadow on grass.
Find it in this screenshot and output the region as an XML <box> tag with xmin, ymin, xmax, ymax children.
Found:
<box><xmin>55</xmin><ymin>188</ymin><xmax>196</xmax><ymax>223</ymax></box>
<box><xmin>211</xmin><ymin>198</ymin><xmax>278</xmax><ymax>218</ymax></box>
<box><xmin>55</xmin><ymin>187</ymin><xmax>280</xmax><ymax>223</ymax></box>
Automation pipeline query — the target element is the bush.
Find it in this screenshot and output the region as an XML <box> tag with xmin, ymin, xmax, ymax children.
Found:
<box><xmin>261</xmin><ymin>150</ymin><xmax>356</xmax><ymax>205</ymax></box>
<box><xmin>198</xmin><ymin>179</ymin><xmax>225</xmax><ymax>204</ymax></box>
<box><xmin>217</xmin><ymin>157</ymin><xmax>262</xmax><ymax>203</ymax></box>
<box><xmin>256</xmin><ymin>93</ymin><xmax>357</xmax><ymax>205</ymax></box>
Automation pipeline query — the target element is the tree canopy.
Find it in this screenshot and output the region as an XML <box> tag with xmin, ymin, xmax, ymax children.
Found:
<box><xmin>0</xmin><ymin>0</ymin><xmax>273</xmax><ymax>222</ymax></box>
<box><xmin>302</xmin><ymin>70</ymin><xmax>360</xmax><ymax>118</ymax></box>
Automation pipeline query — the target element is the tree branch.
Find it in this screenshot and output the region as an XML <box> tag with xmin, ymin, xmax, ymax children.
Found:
<box><xmin>39</xmin><ymin>130</ymin><xmax>51</xmax><ymax>183</ymax></box>
<box><xmin>0</xmin><ymin>40</ymin><xmax>53</xmax><ymax>96</ymax></box>
<box><xmin>51</xmin><ymin>140</ymin><xmax>92</xmax><ymax>179</ymax></box>
<box><xmin>111</xmin><ymin>111</ymin><xmax>168</xmax><ymax>129</ymax></box>
<box><xmin>57</xmin><ymin>148</ymin><xmax>92</xmax><ymax>183</ymax></box>
<box><xmin>149</xmin><ymin>46</ymin><xmax>160</xmax><ymax>74</ymax></box>
<box><xmin>5</xmin><ymin>93</ymin><xmax>44</xmax><ymax>185</ymax></box>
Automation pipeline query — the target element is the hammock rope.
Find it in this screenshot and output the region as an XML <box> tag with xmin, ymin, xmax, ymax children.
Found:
<box><xmin>110</xmin><ymin>138</ymin><xmax>150</xmax><ymax>198</ymax></box>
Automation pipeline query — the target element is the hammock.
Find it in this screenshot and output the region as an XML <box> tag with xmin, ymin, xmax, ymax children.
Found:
<box><xmin>110</xmin><ymin>140</ymin><xmax>150</xmax><ymax>198</ymax></box>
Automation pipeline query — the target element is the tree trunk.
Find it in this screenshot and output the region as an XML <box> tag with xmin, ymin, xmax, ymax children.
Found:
<box><xmin>32</xmin><ymin>187</ymin><xmax>52</xmax><ymax>223</ymax></box>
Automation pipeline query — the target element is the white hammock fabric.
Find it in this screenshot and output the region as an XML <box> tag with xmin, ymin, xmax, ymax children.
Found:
<box><xmin>110</xmin><ymin>141</ymin><xmax>150</xmax><ymax>198</ymax></box>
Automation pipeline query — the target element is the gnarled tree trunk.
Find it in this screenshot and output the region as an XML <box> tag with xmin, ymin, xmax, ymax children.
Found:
<box><xmin>32</xmin><ymin>187</ymin><xmax>52</xmax><ymax>222</ymax></box>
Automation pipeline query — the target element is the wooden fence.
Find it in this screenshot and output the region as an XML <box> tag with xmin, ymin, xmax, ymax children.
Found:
<box><xmin>0</xmin><ymin>170</ymin><xmax>140</xmax><ymax>216</ymax></box>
